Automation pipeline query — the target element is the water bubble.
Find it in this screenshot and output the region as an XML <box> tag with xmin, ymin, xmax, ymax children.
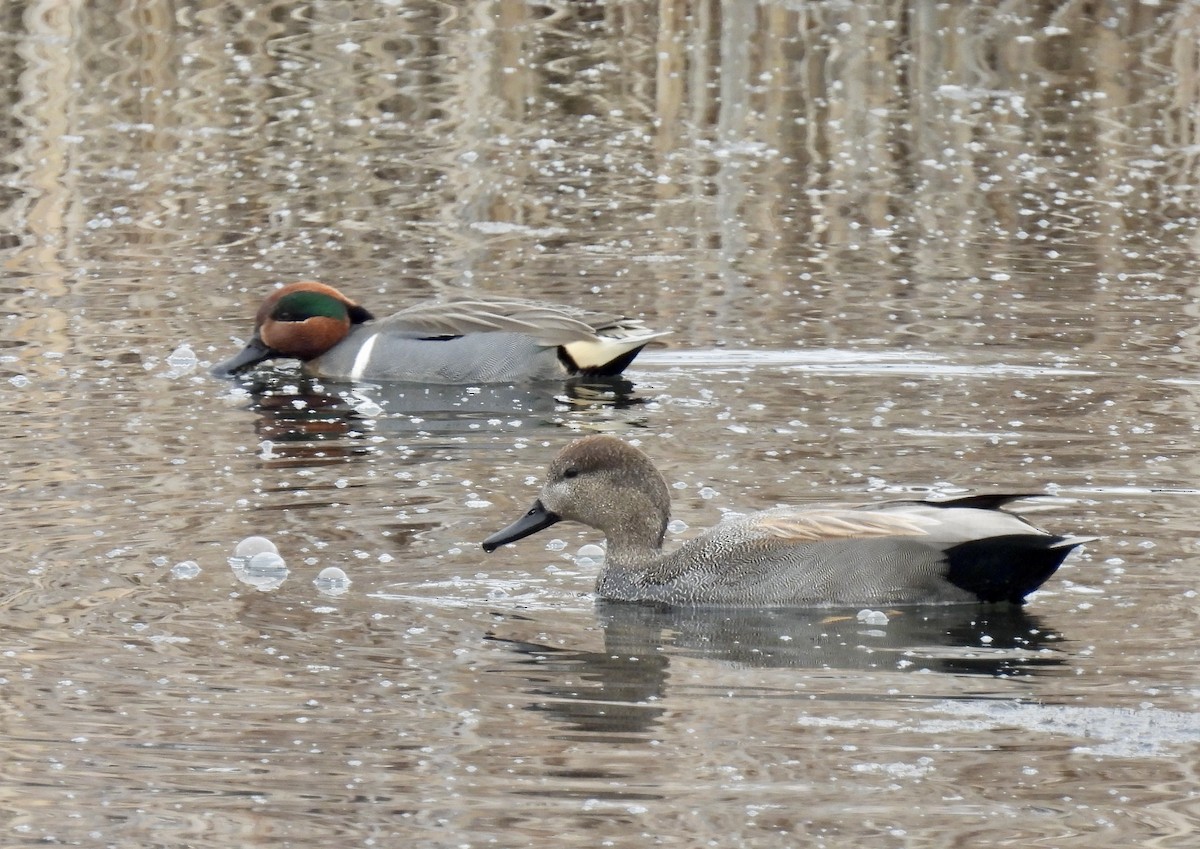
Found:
<box><xmin>314</xmin><ymin>566</ymin><xmax>351</xmax><ymax>596</ymax></box>
<box><xmin>162</xmin><ymin>344</ymin><xmax>199</xmax><ymax>378</ymax></box>
<box><xmin>856</xmin><ymin>609</ymin><xmax>889</xmax><ymax>626</ymax></box>
<box><xmin>316</xmin><ymin>566</ymin><xmax>349</xmax><ymax>583</ymax></box>
<box><xmin>229</xmin><ymin>538</ymin><xmax>287</xmax><ymax>590</ymax></box>
<box><xmin>166</xmin><ymin>344</ymin><xmax>197</xmax><ymax>368</ymax></box>
<box><xmin>232</xmin><ymin>551</ymin><xmax>289</xmax><ymax>591</ymax></box>
<box><xmin>234</xmin><ymin>536</ymin><xmax>278</xmax><ymax>558</ymax></box>
<box><xmin>171</xmin><ymin>561</ymin><xmax>201</xmax><ymax>580</ymax></box>
<box><xmin>248</xmin><ymin>551</ymin><xmax>287</xmax><ymax>571</ymax></box>
<box><xmin>574</xmin><ymin>543</ymin><xmax>605</xmax><ymax>568</ymax></box>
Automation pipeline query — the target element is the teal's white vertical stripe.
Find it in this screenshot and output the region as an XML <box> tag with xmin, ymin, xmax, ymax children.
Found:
<box><xmin>350</xmin><ymin>333</ymin><xmax>379</xmax><ymax>380</ymax></box>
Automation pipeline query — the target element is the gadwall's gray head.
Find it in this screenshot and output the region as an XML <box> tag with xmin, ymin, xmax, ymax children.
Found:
<box><xmin>482</xmin><ymin>435</ymin><xmax>671</xmax><ymax>558</ymax></box>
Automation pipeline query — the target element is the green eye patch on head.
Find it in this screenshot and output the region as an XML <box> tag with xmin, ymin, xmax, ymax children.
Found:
<box><xmin>272</xmin><ymin>290</ymin><xmax>349</xmax><ymax>323</ymax></box>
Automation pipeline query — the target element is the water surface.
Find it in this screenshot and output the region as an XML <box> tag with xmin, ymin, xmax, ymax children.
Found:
<box><xmin>2</xmin><ymin>2</ymin><xmax>1200</xmax><ymax>847</ymax></box>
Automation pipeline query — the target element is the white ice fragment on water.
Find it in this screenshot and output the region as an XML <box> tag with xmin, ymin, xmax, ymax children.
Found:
<box><xmin>634</xmin><ymin>254</ymin><xmax>686</xmax><ymax>264</ymax></box>
<box><xmin>352</xmin><ymin>397</ymin><xmax>384</xmax><ymax>417</ymax></box>
<box><xmin>171</xmin><ymin>561</ymin><xmax>201</xmax><ymax>579</ymax></box>
<box><xmin>712</xmin><ymin>140</ymin><xmax>770</xmax><ymax>158</ymax></box>
<box><xmin>148</xmin><ymin>634</ymin><xmax>190</xmax><ymax>645</ymax></box>
<box><xmin>469</xmin><ymin>220</ymin><xmax>569</xmax><ymax>238</ymax></box>
<box><xmin>857</xmin><ymin>609</ymin><xmax>889</xmax><ymax>626</ymax></box>
<box><xmin>851</xmin><ymin>757</ymin><xmax>934</xmax><ymax>779</ymax></box>
<box><xmin>930</xmin><ymin>700</ymin><xmax>1200</xmax><ymax>757</ymax></box>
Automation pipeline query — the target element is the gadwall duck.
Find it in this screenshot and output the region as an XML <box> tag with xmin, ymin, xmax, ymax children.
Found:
<box><xmin>482</xmin><ymin>435</ymin><xmax>1094</xmax><ymax>606</ymax></box>
<box><xmin>212</xmin><ymin>281</ymin><xmax>668</xmax><ymax>382</ymax></box>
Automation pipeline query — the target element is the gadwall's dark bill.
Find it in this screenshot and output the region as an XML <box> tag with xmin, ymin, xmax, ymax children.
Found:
<box><xmin>483</xmin><ymin>435</ymin><xmax>1095</xmax><ymax>607</ymax></box>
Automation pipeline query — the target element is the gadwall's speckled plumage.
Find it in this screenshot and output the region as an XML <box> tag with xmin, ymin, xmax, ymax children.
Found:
<box><xmin>482</xmin><ymin>435</ymin><xmax>1094</xmax><ymax>607</ymax></box>
<box><xmin>213</xmin><ymin>281</ymin><xmax>668</xmax><ymax>382</ymax></box>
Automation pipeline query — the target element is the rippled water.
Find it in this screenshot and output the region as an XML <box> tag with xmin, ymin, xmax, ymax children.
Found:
<box><xmin>3</xmin><ymin>2</ymin><xmax>1200</xmax><ymax>847</ymax></box>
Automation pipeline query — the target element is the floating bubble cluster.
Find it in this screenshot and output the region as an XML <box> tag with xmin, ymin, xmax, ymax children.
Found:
<box><xmin>229</xmin><ymin>536</ymin><xmax>288</xmax><ymax>591</ymax></box>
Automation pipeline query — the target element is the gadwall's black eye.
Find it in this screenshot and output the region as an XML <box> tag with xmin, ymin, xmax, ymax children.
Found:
<box><xmin>562</xmin><ymin>467</ymin><xmax>580</xmax><ymax>479</ymax></box>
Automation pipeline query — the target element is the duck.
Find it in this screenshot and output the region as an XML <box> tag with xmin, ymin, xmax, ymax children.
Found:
<box><xmin>482</xmin><ymin>435</ymin><xmax>1095</xmax><ymax>607</ymax></box>
<box><xmin>212</xmin><ymin>281</ymin><xmax>669</xmax><ymax>382</ymax></box>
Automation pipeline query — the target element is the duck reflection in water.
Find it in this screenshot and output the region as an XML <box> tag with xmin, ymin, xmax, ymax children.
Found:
<box><xmin>230</xmin><ymin>371</ymin><xmax>651</xmax><ymax>462</ymax></box>
<box><xmin>485</xmin><ymin>603</ymin><xmax>1067</xmax><ymax>737</ymax></box>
